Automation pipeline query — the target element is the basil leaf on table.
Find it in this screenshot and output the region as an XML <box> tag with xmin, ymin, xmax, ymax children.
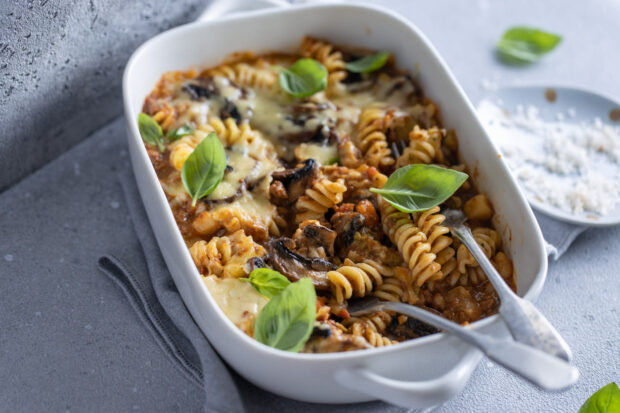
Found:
<box><xmin>138</xmin><ymin>113</ymin><xmax>165</xmax><ymax>152</ymax></box>
<box><xmin>370</xmin><ymin>164</ymin><xmax>468</xmax><ymax>213</ymax></box>
<box><xmin>166</xmin><ymin>125</ymin><xmax>194</xmax><ymax>141</ymax></box>
<box><xmin>254</xmin><ymin>278</ymin><xmax>316</xmax><ymax>352</ymax></box>
<box><xmin>497</xmin><ymin>27</ymin><xmax>562</xmax><ymax>64</ymax></box>
<box><xmin>579</xmin><ymin>382</ymin><xmax>620</xmax><ymax>413</ymax></box>
<box><xmin>345</xmin><ymin>51</ymin><xmax>390</xmax><ymax>74</ymax></box>
<box><xmin>278</xmin><ymin>58</ymin><xmax>327</xmax><ymax>98</ymax></box>
<box><xmin>181</xmin><ymin>132</ymin><xmax>226</xmax><ymax>207</ymax></box>
<box><xmin>240</xmin><ymin>268</ymin><xmax>291</xmax><ymax>299</ymax></box>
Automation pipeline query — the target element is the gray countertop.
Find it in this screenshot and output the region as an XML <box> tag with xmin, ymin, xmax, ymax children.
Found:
<box><xmin>1</xmin><ymin>0</ymin><xmax>618</xmax><ymax>412</ymax></box>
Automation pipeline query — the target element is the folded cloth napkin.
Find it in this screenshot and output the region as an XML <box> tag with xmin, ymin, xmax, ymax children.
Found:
<box><xmin>533</xmin><ymin>212</ymin><xmax>587</xmax><ymax>260</ymax></box>
<box><xmin>98</xmin><ymin>159</ymin><xmax>587</xmax><ymax>413</ymax></box>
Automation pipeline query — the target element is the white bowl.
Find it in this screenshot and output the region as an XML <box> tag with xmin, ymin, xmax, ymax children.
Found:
<box><xmin>122</xmin><ymin>2</ymin><xmax>548</xmax><ymax>408</ymax></box>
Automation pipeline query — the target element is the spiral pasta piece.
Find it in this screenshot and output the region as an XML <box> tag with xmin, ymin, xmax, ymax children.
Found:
<box><xmin>348</xmin><ymin>322</ymin><xmax>395</xmax><ymax>347</ymax></box>
<box><xmin>169</xmin><ymin>119</ymin><xmax>258</xmax><ymax>171</ymax></box>
<box><xmin>354</xmin><ymin>108</ymin><xmax>394</xmax><ymax>169</ymax></box>
<box><xmin>169</xmin><ymin>134</ymin><xmax>203</xmax><ymax>171</ymax></box>
<box><xmin>373</xmin><ymin>277</ymin><xmax>404</xmax><ymax>302</ymax></box>
<box><xmin>206</xmin><ymin>60</ymin><xmax>277</xmax><ymax>89</ymax></box>
<box><xmin>395</xmin><ymin>125</ymin><xmax>444</xmax><ymax>168</ymax></box>
<box><xmin>295</xmin><ymin>178</ymin><xmax>346</xmax><ymax>222</ymax></box>
<box><xmin>414</xmin><ymin>206</ymin><xmax>454</xmax><ymax>283</ymax></box>
<box><xmin>378</xmin><ymin>198</ymin><xmax>442</xmax><ymax>286</ymax></box>
<box><xmin>208</xmin><ymin>117</ymin><xmax>261</xmax><ymax>145</ymax></box>
<box><xmin>189</xmin><ymin>229</ymin><xmax>266</xmax><ymax>278</ymax></box>
<box><xmin>456</xmin><ymin>227</ymin><xmax>501</xmax><ymax>274</ymax></box>
<box><xmin>300</xmin><ymin>37</ymin><xmax>347</xmax><ymax>94</ymax></box>
<box><xmin>151</xmin><ymin>103</ymin><xmax>177</xmax><ymax>133</ymax></box>
<box><xmin>327</xmin><ymin>258</ymin><xmax>390</xmax><ymax>304</ymax></box>
<box><xmin>345</xmin><ymin>311</ymin><xmax>396</xmax><ymax>347</ymax></box>
<box><xmin>168</xmin><ymin>126</ymin><xmax>215</xmax><ymax>171</ymax></box>
<box><xmin>372</xmin><ymin>267</ymin><xmax>419</xmax><ymax>304</ymax></box>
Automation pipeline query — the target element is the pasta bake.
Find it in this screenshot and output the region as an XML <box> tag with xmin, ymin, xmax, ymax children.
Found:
<box><xmin>140</xmin><ymin>37</ymin><xmax>516</xmax><ymax>353</ymax></box>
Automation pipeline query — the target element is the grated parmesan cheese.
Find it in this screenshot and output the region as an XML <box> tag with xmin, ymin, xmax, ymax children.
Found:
<box><xmin>477</xmin><ymin>100</ymin><xmax>620</xmax><ymax>216</ymax></box>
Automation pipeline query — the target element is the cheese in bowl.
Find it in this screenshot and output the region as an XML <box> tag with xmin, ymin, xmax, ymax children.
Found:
<box><xmin>138</xmin><ymin>37</ymin><xmax>516</xmax><ymax>353</ymax></box>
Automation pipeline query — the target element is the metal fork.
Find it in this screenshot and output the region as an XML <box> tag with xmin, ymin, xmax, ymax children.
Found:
<box><xmin>390</xmin><ymin>141</ymin><xmax>572</xmax><ymax>361</ymax></box>
<box><xmin>442</xmin><ymin>208</ymin><xmax>572</xmax><ymax>361</ymax></box>
<box><xmin>348</xmin><ymin>297</ymin><xmax>578</xmax><ymax>390</ymax></box>
<box><xmin>390</xmin><ymin>138</ymin><xmax>408</xmax><ymax>161</ymax></box>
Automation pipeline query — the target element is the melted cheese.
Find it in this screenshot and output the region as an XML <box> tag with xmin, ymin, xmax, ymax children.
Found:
<box><xmin>294</xmin><ymin>143</ymin><xmax>339</xmax><ymax>164</ymax></box>
<box><xmin>203</xmin><ymin>276</ymin><xmax>267</xmax><ymax>331</ymax></box>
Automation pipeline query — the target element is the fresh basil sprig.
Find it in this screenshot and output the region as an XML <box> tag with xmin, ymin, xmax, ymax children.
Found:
<box><xmin>138</xmin><ymin>113</ymin><xmax>165</xmax><ymax>152</ymax></box>
<box><xmin>166</xmin><ymin>125</ymin><xmax>194</xmax><ymax>141</ymax></box>
<box><xmin>254</xmin><ymin>278</ymin><xmax>316</xmax><ymax>352</ymax></box>
<box><xmin>497</xmin><ymin>27</ymin><xmax>562</xmax><ymax>65</ymax></box>
<box><xmin>345</xmin><ymin>51</ymin><xmax>390</xmax><ymax>74</ymax></box>
<box><xmin>241</xmin><ymin>268</ymin><xmax>291</xmax><ymax>299</ymax></box>
<box><xmin>181</xmin><ymin>132</ymin><xmax>226</xmax><ymax>207</ymax></box>
<box><xmin>370</xmin><ymin>164</ymin><xmax>467</xmax><ymax>213</ymax></box>
<box><xmin>579</xmin><ymin>382</ymin><xmax>620</xmax><ymax>413</ymax></box>
<box><xmin>278</xmin><ymin>58</ymin><xmax>327</xmax><ymax>98</ymax></box>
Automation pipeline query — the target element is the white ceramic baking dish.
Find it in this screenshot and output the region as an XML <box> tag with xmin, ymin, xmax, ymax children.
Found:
<box><xmin>122</xmin><ymin>1</ymin><xmax>548</xmax><ymax>408</ymax></box>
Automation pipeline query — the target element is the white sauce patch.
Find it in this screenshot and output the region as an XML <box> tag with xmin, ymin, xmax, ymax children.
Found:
<box><xmin>203</xmin><ymin>276</ymin><xmax>267</xmax><ymax>329</ymax></box>
<box><xmin>477</xmin><ymin>100</ymin><xmax>620</xmax><ymax>216</ymax></box>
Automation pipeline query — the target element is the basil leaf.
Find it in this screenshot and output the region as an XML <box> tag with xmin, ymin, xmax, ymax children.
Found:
<box><xmin>497</xmin><ymin>27</ymin><xmax>562</xmax><ymax>64</ymax></box>
<box><xmin>138</xmin><ymin>113</ymin><xmax>164</xmax><ymax>152</ymax></box>
<box><xmin>254</xmin><ymin>278</ymin><xmax>316</xmax><ymax>352</ymax></box>
<box><xmin>579</xmin><ymin>382</ymin><xmax>620</xmax><ymax>413</ymax></box>
<box><xmin>278</xmin><ymin>58</ymin><xmax>327</xmax><ymax>98</ymax></box>
<box><xmin>370</xmin><ymin>164</ymin><xmax>467</xmax><ymax>213</ymax></box>
<box><xmin>166</xmin><ymin>125</ymin><xmax>194</xmax><ymax>141</ymax></box>
<box><xmin>240</xmin><ymin>268</ymin><xmax>291</xmax><ymax>299</ymax></box>
<box><xmin>345</xmin><ymin>51</ymin><xmax>390</xmax><ymax>74</ymax></box>
<box><xmin>181</xmin><ymin>132</ymin><xmax>226</xmax><ymax>207</ymax></box>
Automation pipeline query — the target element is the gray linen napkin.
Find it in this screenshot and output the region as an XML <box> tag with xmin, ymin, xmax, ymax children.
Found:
<box><xmin>533</xmin><ymin>212</ymin><xmax>587</xmax><ymax>260</ymax></box>
<box><xmin>98</xmin><ymin>158</ymin><xmax>585</xmax><ymax>413</ymax></box>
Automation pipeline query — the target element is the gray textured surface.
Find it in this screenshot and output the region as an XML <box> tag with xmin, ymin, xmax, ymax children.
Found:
<box><xmin>0</xmin><ymin>123</ymin><xmax>205</xmax><ymax>412</ymax></box>
<box><xmin>0</xmin><ymin>0</ymin><xmax>205</xmax><ymax>192</ymax></box>
<box><xmin>1</xmin><ymin>0</ymin><xmax>619</xmax><ymax>412</ymax></box>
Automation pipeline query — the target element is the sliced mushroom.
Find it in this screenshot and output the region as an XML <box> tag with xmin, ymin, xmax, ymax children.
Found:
<box><xmin>245</xmin><ymin>256</ymin><xmax>266</xmax><ymax>274</ymax></box>
<box><xmin>303</xmin><ymin>320</ymin><xmax>371</xmax><ymax>353</ymax></box>
<box><xmin>183</xmin><ymin>77</ymin><xmax>217</xmax><ymax>100</ymax></box>
<box><xmin>220</xmin><ymin>98</ymin><xmax>242</xmax><ymax>123</ymax></box>
<box><xmin>268</xmin><ymin>180</ymin><xmax>288</xmax><ymax>206</ymax></box>
<box><xmin>281</xmin><ymin>125</ymin><xmax>336</xmax><ymax>145</ymax></box>
<box><xmin>387</xmin><ymin>314</ymin><xmax>439</xmax><ymax>341</ymax></box>
<box><xmin>330</xmin><ymin>209</ymin><xmax>366</xmax><ymax>248</ymax></box>
<box><xmin>270</xmin><ymin>159</ymin><xmax>319</xmax><ymax>203</ymax></box>
<box><xmin>293</xmin><ymin>220</ymin><xmax>337</xmax><ymax>258</ymax></box>
<box><xmin>267</xmin><ymin>238</ymin><xmax>335</xmax><ymax>290</ymax></box>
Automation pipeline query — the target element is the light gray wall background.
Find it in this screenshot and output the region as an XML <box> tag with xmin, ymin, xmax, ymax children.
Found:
<box><xmin>1</xmin><ymin>0</ymin><xmax>618</xmax><ymax>412</ymax></box>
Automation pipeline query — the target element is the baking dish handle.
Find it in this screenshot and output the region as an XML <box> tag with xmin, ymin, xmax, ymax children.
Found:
<box><xmin>197</xmin><ymin>0</ymin><xmax>291</xmax><ymax>22</ymax></box>
<box><xmin>334</xmin><ymin>352</ymin><xmax>480</xmax><ymax>409</ymax></box>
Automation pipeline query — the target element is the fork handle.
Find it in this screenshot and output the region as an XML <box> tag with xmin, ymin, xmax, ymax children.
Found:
<box><xmin>380</xmin><ymin>302</ymin><xmax>578</xmax><ymax>390</ymax></box>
